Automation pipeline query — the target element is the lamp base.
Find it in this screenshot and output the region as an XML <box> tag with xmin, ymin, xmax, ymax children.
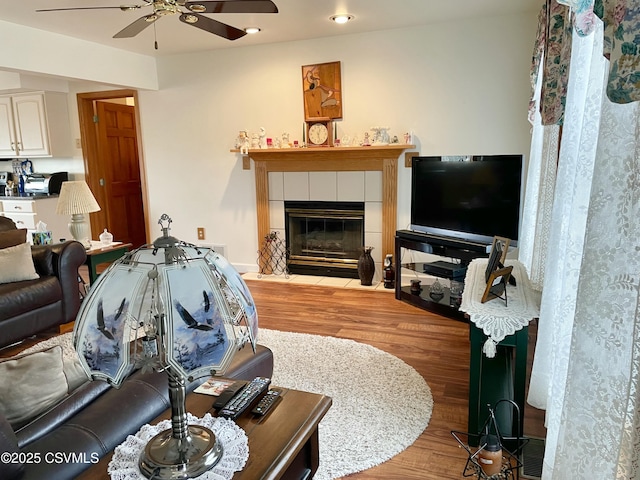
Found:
<box><xmin>68</xmin><ymin>213</ymin><xmax>92</xmax><ymax>249</ymax></box>
<box><xmin>138</xmin><ymin>425</ymin><xmax>223</xmax><ymax>480</ymax></box>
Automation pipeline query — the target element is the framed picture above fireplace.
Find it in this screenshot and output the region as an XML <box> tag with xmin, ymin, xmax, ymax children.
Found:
<box><xmin>302</xmin><ymin>61</ymin><xmax>342</xmax><ymax>121</ymax></box>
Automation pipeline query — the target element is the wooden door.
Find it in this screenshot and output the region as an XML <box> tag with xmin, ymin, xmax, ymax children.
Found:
<box><xmin>95</xmin><ymin>101</ymin><xmax>146</xmax><ymax>248</ymax></box>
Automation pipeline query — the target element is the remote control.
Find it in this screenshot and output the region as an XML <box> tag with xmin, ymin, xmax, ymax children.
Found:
<box><xmin>218</xmin><ymin>377</ymin><xmax>271</xmax><ymax>420</ymax></box>
<box><xmin>251</xmin><ymin>389</ymin><xmax>281</xmax><ymax>416</ymax></box>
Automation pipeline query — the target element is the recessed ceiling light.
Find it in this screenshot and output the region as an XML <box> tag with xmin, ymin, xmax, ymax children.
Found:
<box><xmin>244</xmin><ymin>27</ymin><xmax>261</xmax><ymax>34</ymax></box>
<box><xmin>330</xmin><ymin>14</ymin><xmax>354</xmax><ymax>24</ymax></box>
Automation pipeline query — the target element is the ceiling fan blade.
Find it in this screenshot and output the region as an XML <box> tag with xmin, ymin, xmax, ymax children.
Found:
<box><xmin>185</xmin><ymin>0</ymin><xmax>278</xmax><ymax>14</ymax></box>
<box><xmin>36</xmin><ymin>5</ymin><xmax>143</xmax><ymax>12</ymax></box>
<box><xmin>113</xmin><ymin>14</ymin><xmax>158</xmax><ymax>38</ymax></box>
<box><xmin>180</xmin><ymin>12</ymin><xmax>246</xmax><ymax>40</ymax></box>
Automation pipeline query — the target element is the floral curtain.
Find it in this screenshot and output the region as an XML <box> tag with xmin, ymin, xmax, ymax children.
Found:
<box><xmin>524</xmin><ymin>13</ymin><xmax>640</xmax><ymax>479</ymax></box>
<box><xmin>530</xmin><ymin>0</ymin><xmax>640</xmax><ymax>126</ymax></box>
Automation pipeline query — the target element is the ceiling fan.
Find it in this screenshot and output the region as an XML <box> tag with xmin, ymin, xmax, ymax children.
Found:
<box><xmin>36</xmin><ymin>0</ymin><xmax>278</xmax><ymax>41</ymax></box>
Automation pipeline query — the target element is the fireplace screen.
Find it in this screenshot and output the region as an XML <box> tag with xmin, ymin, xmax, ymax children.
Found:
<box><xmin>285</xmin><ymin>201</ymin><xmax>364</xmax><ymax>278</ymax></box>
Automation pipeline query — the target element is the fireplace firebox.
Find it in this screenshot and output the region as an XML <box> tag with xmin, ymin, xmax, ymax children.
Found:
<box><xmin>285</xmin><ymin>201</ymin><xmax>364</xmax><ymax>278</ymax></box>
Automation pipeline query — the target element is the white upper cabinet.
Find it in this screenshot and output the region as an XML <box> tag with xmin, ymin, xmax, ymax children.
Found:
<box><xmin>0</xmin><ymin>92</ymin><xmax>71</xmax><ymax>159</ymax></box>
<box><xmin>0</xmin><ymin>96</ymin><xmax>16</xmax><ymax>157</ymax></box>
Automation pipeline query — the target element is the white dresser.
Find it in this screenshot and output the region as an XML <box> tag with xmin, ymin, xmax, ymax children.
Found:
<box><xmin>0</xmin><ymin>196</ymin><xmax>69</xmax><ymax>244</ymax></box>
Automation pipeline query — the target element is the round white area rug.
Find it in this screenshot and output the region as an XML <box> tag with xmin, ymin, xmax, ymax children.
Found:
<box><xmin>257</xmin><ymin>329</ymin><xmax>433</xmax><ymax>480</ymax></box>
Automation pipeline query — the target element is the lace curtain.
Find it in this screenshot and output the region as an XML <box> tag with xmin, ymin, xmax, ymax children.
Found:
<box><xmin>524</xmin><ymin>17</ymin><xmax>640</xmax><ymax>478</ymax></box>
<box><xmin>519</xmin><ymin>61</ymin><xmax>559</xmax><ymax>291</ymax></box>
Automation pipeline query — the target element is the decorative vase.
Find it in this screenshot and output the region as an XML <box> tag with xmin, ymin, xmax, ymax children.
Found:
<box><xmin>357</xmin><ymin>246</ymin><xmax>375</xmax><ymax>286</ymax></box>
<box><xmin>383</xmin><ymin>254</ymin><xmax>395</xmax><ymax>289</ymax></box>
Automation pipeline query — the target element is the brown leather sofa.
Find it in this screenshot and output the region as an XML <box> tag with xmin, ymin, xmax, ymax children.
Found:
<box><xmin>1</xmin><ymin>345</ymin><xmax>273</xmax><ymax>480</ymax></box>
<box><xmin>0</xmin><ymin>215</ymin><xmax>275</xmax><ymax>479</ymax></box>
<box><xmin>0</xmin><ymin>216</ymin><xmax>86</xmax><ymax>349</ymax></box>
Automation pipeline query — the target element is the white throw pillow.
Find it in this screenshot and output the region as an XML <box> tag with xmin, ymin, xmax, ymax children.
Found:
<box><xmin>0</xmin><ymin>346</ymin><xmax>68</xmax><ymax>428</ymax></box>
<box><xmin>0</xmin><ymin>242</ymin><xmax>39</xmax><ymax>284</ymax></box>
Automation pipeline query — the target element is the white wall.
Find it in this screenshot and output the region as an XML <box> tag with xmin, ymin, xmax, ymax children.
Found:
<box><xmin>0</xmin><ymin>20</ymin><xmax>158</xmax><ymax>90</ymax></box>
<box><xmin>138</xmin><ymin>12</ymin><xmax>537</xmax><ymax>270</ymax></box>
<box><xmin>0</xmin><ymin>10</ymin><xmax>537</xmax><ymax>272</ymax></box>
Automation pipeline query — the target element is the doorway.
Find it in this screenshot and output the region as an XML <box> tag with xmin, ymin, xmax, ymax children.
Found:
<box><xmin>77</xmin><ymin>90</ymin><xmax>148</xmax><ymax>247</ymax></box>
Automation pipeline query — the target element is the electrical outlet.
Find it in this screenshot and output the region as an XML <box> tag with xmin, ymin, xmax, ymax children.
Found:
<box><xmin>197</xmin><ymin>227</ymin><xmax>205</xmax><ymax>240</ymax></box>
<box><xmin>75</xmin><ymin>138</ymin><xmax>82</xmax><ymax>149</ymax></box>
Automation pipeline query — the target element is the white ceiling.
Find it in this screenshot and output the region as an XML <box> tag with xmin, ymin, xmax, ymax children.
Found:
<box><xmin>0</xmin><ymin>0</ymin><xmax>542</xmax><ymax>57</ymax></box>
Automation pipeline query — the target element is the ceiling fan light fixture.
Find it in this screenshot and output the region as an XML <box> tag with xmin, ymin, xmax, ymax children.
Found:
<box><xmin>183</xmin><ymin>13</ymin><xmax>199</xmax><ymax>24</ymax></box>
<box><xmin>187</xmin><ymin>4</ymin><xmax>206</xmax><ymax>13</ymax></box>
<box><xmin>330</xmin><ymin>14</ymin><xmax>354</xmax><ymax>24</ymax></box>
<box><xmin>244</xmin><ymin>27</ymin><xmax>261</xmax><ymax>34</ymax></box>
<box><xmin>145</xmin><ymin>14</ymin><xmax>158</xmax><ymax>22</ymax></box>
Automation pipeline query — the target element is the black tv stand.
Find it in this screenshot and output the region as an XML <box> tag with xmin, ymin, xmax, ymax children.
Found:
<box><xmin>394</xmin><ymin>230</ymin><xmax>488</xmax><ymax>320</ymax></box>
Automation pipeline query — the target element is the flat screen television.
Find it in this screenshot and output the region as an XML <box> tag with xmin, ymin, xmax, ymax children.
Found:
<box><xmin>410</xmin><ymin>155</ymin><xmax>523</xmax><ymax>246</ymax></box>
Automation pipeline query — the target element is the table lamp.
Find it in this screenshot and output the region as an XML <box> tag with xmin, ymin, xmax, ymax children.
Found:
<box><xmin>55</xmin><ymin>180</ymin><xmax>101</xmax><ymax>248</ymax></box>
<box><xmin>73</xmin><ymin>214</ymin><xmax>258</xmax><ymax>479</ymax></box>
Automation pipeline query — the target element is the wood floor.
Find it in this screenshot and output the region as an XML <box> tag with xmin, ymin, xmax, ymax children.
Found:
<box><xmin>245</xmin><ymin>279</ymin><xmax>545</xmax><ymax>480</ymax></box>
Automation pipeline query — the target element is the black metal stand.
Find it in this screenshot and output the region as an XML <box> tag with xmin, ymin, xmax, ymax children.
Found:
<box><xmin>452</xmin><ymin>399</ymin><xmax>528</xmax><ymax>479</ymax></box>
<box><xmin>256</xmin><ymin>231</ymin><xmax>290</xmax><ymax>278</ymax></box>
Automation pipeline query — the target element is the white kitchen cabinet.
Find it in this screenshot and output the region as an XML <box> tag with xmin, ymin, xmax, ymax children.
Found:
<box><xmin>1</xmin><ymin>197</ymin><xmax>69</xmax><ymax>244</ymax></box>
<box><xmin>0</xmin><ymin>96</ymin><xmax>16</xmax><ymax>157</ymax></box>
<box><xmin>0</xmin><ymin>92</ymin><xmax>72</xmax><ymax>159</ymax></box>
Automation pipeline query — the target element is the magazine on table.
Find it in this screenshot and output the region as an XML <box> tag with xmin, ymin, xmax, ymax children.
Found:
<box><xmin>194</xmin><ymin>378</ymin><xmax>237</xmax><ymax>396</ymax></box>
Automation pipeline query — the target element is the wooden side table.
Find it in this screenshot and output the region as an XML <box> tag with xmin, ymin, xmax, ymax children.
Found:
<box><xmin>84</xmin><ymin>242</ymin><xmax>133</xmax><ymax>285</ymax></box>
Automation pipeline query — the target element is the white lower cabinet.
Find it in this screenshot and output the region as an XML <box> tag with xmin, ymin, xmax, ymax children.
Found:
<box><xmin>1</xmin><ymin>197</ymin><xmax>69</xmax><ymax>244</ymax></box>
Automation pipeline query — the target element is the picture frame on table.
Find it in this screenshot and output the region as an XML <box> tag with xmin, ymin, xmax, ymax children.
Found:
<box><xmin>484</xmin><ymin>236</ymin><xmax>511</xmax><ymax>283</ymax></box>
<box><xmin>481</xmin><ymin>265</ymin><xmax>514</xmax><ymax>305</ymax></box>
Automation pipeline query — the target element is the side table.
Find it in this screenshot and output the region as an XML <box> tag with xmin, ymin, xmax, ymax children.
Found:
<box><xmin>84</xmin><ymin>241</ymin><xmax>133</xmax><ymax>285</ymax></box>
<box><xmin>459</xmin><ymin>258</ymin><xmax>540</xmax><ymax>447</ymax></box>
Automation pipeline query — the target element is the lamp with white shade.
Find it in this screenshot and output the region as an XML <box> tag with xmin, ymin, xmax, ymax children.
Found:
<box><xmin>55</xmin><ymin>180</ymin><xmax>101</xmax><ymax>249</ymax></box>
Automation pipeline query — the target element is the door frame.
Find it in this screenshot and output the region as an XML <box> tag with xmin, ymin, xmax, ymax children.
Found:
<box><xmin>77</xmin><ymin>90</ymin><xmax>149</xmax><ymax>243</ymax></box>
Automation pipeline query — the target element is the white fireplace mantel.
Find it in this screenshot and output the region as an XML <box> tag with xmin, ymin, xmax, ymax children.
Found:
<box><xmin>236</xmin><ymin>145</ymin><xmax>416</xmax><ymax>270</ymax></box>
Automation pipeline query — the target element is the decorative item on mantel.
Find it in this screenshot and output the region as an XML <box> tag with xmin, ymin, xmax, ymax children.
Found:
<box><xmin>257</xmin><ymin>231</ymin><xmax>289</xmax><ymax>278</ymax></box>
<box><xmin>357</xmin><ymin>246</ymin><xmax>375</xmax><ymax>286</ymax></box>
<box><xmin>73</xmin><ymin>214</ymin><xmax>258</xmax><ymax>479</ymax></box>
<box><xmin>371</xmin><ymin>126</ymin><xmax>391</xmax><ymax>145</ymax></box>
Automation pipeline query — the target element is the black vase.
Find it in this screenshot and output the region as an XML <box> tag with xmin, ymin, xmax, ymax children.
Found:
<box><xmin>357</xmin><ymin>247</ymin><xmax>375</xmax><ymax>286</ymax></box>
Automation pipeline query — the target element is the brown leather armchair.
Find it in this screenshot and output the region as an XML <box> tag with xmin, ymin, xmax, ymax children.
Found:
<box><xmin>0</xmin><ymin>216</ymin><xmax>86</xmax><ymax>349</ymax></box>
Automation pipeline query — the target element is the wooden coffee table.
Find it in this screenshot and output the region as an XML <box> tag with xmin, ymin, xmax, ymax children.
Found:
<box><xmin>76</xmin><ymin>386</ymin><xmax>332</xmax><ymax>480</ymax></box>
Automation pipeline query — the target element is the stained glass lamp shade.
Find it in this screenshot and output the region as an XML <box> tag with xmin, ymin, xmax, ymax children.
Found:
<box><xmin>73</xmin><ymin>214</ymin><xmax>258</xmax><ymax>479</ymax></box>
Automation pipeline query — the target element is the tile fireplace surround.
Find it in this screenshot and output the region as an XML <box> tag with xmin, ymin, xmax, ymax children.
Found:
<box><xmin>241</xmin><ymin>145</ymin><xmax>415</xmax><ymax>275</ymax></box>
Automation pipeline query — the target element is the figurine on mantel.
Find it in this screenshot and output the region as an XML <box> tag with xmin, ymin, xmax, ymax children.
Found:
<box><xmin>250</xmin><ymin>132</ymin><xmax>260</xmax><ymax>149</ymax></box>
<box><xmin>371</xmin><ymin>126</ymin><xmax>390</xmax><ymax>145</ymax></box>
<box><xmin>281</xmin><ymin>132</ymin><xmax>291</xmax><ymax>148</ymax></box>
<box><xmin>259</xmin><ymin>127</ymin><xmax>267</xmax><ymax>149</ymax></box>
<box><xmin>236</xmin><ymin>130</ymin><xmax>250</xmax><ymax>154</ymax></box>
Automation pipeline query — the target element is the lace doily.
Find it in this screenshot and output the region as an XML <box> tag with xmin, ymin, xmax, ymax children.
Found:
<box><xmin>460</xmin><ymin>259</ymin><xmax>540</xmax><ymax>358</ymax></box>
<box><xmin>108</xmin><ymin>413</ymin><xmax>249</xmax><ymax>480</ymax></box>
